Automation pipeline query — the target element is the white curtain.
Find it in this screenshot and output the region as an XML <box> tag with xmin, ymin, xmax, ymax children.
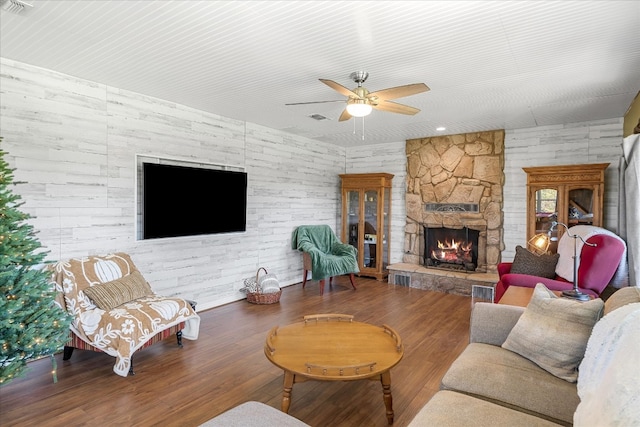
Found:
<box><xmin>619</xmin><ymin>133</ymin><xmax>640</xmax><ymax>287</ymax></box>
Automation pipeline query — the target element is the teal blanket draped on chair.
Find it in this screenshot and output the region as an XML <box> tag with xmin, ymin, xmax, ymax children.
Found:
<box><xmin>291</xmin><ymin>225</ymin><xmax>359</xmax><ymax>280</ymax></box>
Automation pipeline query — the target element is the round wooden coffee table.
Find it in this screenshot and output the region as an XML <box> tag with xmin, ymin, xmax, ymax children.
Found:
<box><xmin>264</xmin><ymin>314</ymin><xmax>404</xmax><ymax>425</ymax></box>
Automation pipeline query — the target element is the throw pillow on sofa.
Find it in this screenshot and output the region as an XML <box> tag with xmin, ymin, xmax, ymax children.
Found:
<box><xmin>502</xmin><ymin>283</ymin><xmax>604</xmax><ymax>382</ymax></box>
<box><xmin>574</xmin><ymin>302</ymin><xmax>640</xmax><ymax>425</ymax></box>
<box><xmin>509</xmin><ymin>245</ymin><xmax>559</xmax><ymax>278</ymax></box>
<box><xmin>83</xmin><ymin>270</ymin><xmax>154</xmax><ymax>310</ymax></box>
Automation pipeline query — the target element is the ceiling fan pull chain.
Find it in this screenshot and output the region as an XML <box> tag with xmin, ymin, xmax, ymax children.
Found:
<box><xmin>362</xmin><ymin>118</ymin><xmax>365</xmax><ymax>140</ymax></box>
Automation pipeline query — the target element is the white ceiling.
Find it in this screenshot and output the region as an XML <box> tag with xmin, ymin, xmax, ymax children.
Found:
<box><xmin>1</xmin><ymin>0</ymin><xmax>639</xmax><ymax>146</ymax></box>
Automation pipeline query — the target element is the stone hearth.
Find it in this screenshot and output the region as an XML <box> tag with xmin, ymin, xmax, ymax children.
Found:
<box><xmin>388</xmin><ymin>263</ymin><xmax>498</xmax><ymax>297</ymax></box>
<box><xmin>390</xmin><ymin>130</ymin><xmax>505</xmax><ymax>296</ymax></box>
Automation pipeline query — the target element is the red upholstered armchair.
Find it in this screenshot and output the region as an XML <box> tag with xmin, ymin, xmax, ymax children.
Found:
<box><xmin>495</xmin><ymin>231</ymin><xmax>626</xmax><ymax>302</ymax></box>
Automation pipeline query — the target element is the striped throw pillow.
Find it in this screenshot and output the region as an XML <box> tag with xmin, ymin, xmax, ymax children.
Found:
<box><xmin>84</xmin><ymin>270</ymin><xmax>154</xmax><ymax>310</ymax></box>
<box><xmin>502</xmin><ymin>283</ymin><xmax>604</xmax><ymax>382</ymax></box>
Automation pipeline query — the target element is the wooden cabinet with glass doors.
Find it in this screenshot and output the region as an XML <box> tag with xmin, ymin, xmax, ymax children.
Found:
<box><xmin>339</xmin><ymin>173</ymin><xmax>393</xmax><ymax>281</ymax></box>
<box><xmin>523</xmin><ymin>163</ymin><xmax>608</xmax><ymax>254</ymax></box>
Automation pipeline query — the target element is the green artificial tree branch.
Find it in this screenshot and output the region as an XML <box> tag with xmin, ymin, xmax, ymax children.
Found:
<box><xmin>0</xmin><ymin>137</ymin><xmax>73</xmax><ymax>386</ymax></box>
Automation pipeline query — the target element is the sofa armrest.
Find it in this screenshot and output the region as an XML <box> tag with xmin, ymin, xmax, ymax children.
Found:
<box><xmin>470</xmin><ymin>303</ymin><xmax>525</xmax><ymax>346</ymax></box>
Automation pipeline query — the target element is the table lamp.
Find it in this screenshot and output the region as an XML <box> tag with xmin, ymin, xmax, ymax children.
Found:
<box><xmin>529</xmin><ymin>221</ymin><xmax>595</xmax><ymax>301</ymax></box>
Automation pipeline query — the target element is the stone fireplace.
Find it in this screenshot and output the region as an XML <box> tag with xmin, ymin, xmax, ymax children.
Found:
<box><xmin>389</xmin><ymin>130</ymin><xmax>505</xmax><ymax>296</ymax></box>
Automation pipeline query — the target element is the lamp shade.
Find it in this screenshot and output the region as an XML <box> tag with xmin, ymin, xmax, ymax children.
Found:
<box><xmin>346</xmin><ymin>100</ymin><xmax>372</xmax><ymax>117</ymax></box>
<box><xmin>527</xmin><ymin>232</ymin><xmax>550</xmax><ymax>255</ymax></box>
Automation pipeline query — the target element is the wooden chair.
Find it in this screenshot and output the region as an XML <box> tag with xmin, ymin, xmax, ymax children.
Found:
<box><xmin>293</xmin><ymin>225</ymin><xmax>358</xmax><ymax>295</ymax></box>
<box><xmin>302</xmin><ymin>252</ymin><xmax>357</xmax><ymax>295</ymax></box>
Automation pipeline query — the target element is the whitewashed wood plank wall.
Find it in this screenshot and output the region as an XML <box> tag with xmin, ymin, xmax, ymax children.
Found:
<box><xmin>502</xmin><ymin>120</ymin><xmax>624</xmax><ymax>261</ymax></box>
<box><xmin>0</xmin><ymin>58</ymin><xmax>625</xmax><ymax>309</ymax></box>
<box><xmin>1</xmin><ymin>58</ymin><xmax>347</xmax><ymax>310</ymax></box>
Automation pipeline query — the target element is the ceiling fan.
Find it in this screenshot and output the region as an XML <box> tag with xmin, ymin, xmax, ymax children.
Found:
<box><xmin>286</xmin><ymin>71</ymin><xmax>430</xmax><ymax>121</ymax></box>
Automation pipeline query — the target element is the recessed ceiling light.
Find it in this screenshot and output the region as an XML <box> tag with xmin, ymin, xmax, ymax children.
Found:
<box><xmin>436</xmin><ymin>126</ymin><xmax>446</xmax><ymax>131</ymax></box>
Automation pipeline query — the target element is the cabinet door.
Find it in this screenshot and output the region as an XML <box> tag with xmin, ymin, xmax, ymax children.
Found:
<box><xmin>363</xmin><ymin>189</ymin><xmax>379</xmax><ymax>268</ymax></box>
<box><xmin>381</xmin><ymin>186</ymin><xmax>391</xmax><ymax>271</ymax></box>
<box><xmin>567</xmin><ymin>187</ymin><xmax>596</xmax><ymax>226</ymax></box>
<box><xmin>345</xmin><ymin>189</ymin><xmax>360</xmax><ymax>248</ymax></box>
<box><xmin>534</xmin><ymin>188</ymin><xmax>559</xmax><ymax>252</ymax></box>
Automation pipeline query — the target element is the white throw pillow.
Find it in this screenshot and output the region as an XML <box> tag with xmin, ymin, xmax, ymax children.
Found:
<box><xmin>574</xmin><ymin>302</ymin><xmax>640</xmax><ymax>426</ymax></box>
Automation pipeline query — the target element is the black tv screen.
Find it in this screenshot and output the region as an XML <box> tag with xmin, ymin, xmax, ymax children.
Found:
<box><xmin>142</xmin><ymin>162</ymin><xmax>247</xmax><ymax>239</ymax></box>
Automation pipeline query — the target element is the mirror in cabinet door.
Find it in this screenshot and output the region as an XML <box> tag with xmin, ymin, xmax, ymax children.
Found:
<box><xmin>364</xmin><ymin>190</ymin><xmax>378</xmax><ymax>268</ymax></box>
<box><xmin>535</xmin><ymin>188</ymin><xmax>558</xmax><ymax>253</ymax></box>
<box><xmin>568</xmin><ymin>188</ymin><xmax>595</xmax><ymax>226</ymax></box>
<box><xmin>382</xmin><ymin>186</ymin><xmax>390</xmax><ymax>271</ymax></box>
<box><xmin>347</xmin><ymin>190</ymin><xmax>360</xmax><ymax>248</ymax></box>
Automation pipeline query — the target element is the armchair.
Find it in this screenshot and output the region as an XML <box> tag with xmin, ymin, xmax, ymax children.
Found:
<box><xmin>48</xmin><ymin>252</ymin><xmax>200</xmax><ymax>377</ymax></box>
<box><xmin>291</xmin><ymin>225</ymin><xmax>359</xmax><ymax>295</ymax></box>
<box><xmin>495</xmin><ymin>226</ymin><xmax>626</xmax><ymax>302</ymax></box>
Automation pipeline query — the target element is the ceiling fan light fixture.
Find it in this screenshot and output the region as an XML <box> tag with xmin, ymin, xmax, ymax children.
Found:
<box><xmin>346</xmin><ymin>99</ymin><xmax>372</xmax><ymax>117</ymax></box>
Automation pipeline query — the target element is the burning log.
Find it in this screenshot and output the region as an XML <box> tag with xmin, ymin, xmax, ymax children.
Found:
<box><xmin>431</xmin><ymin>239</ymin><xmax>473</xmax><ymax>264</ymax></box>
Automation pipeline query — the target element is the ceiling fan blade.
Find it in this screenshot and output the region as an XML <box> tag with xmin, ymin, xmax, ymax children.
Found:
<box><xmin>368</xmin><ymin>83</ymin><xmax>430</xmax><ymax>101</ymax></box>
<box><xmin>372</xmin><ymin>100</ymin><xmax>421</xmax><ymax>115</ymax></box>
<box><xmin>320</xmin><ymin>79</ymin><xmax>360</xmax><ymax>98</ymax></box>
<box><xmin>338</xmin><ymin>109</ymin><xmax>352</xmax><ymax>122</ymax></box>
<box><xmin>285</xmin><ymin>100</ymin><xmax>344</xmax><ymax>106</ymax></box>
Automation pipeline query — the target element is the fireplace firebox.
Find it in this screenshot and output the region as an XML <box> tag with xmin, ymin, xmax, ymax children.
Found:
<box><xmin>423</xmin><ymin>226</ymin><xmax>479</xmax><ymax>272</ymax></box>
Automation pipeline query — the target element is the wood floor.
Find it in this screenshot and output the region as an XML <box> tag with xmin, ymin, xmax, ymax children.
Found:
<box><xmin>0</xmin><ymin>276</ymin><xmax>472</xmax><ymax>427</ymax></box>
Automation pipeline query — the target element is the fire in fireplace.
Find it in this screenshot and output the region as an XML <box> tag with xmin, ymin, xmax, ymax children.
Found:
<box><xmin>424</xmin><ymin>226</ymin><xmax>479</xmax><ymax>271</ymax></box>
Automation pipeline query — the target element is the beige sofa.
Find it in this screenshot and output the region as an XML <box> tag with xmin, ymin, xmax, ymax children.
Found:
<box><xmin>408</xmin><ymin>285</ymin><xmax>640</xmax><ymax>426</ymax></box>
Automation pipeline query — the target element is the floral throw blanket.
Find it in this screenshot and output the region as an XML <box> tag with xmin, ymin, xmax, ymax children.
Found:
<box><xmin>48</xmin><ymin>253</ymin><xmax>200</xmax><ymax>377</ymax></box>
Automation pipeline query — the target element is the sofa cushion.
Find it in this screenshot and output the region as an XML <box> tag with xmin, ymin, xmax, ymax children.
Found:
<box><xmin>502</xmin><ymin>283</ymin><xmax>604</xmax><ymax>382</ymax></box>
<box><xmin>469</xmin><ymin>302</ymin><xmax>524</xmax><ymax>346</ymax></box>
<box><xmin>408</xmin><ymin>390</ymin><xmax>563</xmax><ymax>427</ymax></box>
<box><xmin>441</xmin><ymin>342</ymin><xmax>578</xmax><ymax>425</ymax></box>
<box><xmin>509</xmin><ymin>245</ymin><xmax>559</xmax><ymax>278</ymax></box>
<box><xmin>83</xmin><ymin>270</ymin><xmax>154</xmax><ymax>310</ymax></box>
<box><xmin>199</xmin><ymin>401</ymin><xmax>310</xmax><ymax>427</ymax></box>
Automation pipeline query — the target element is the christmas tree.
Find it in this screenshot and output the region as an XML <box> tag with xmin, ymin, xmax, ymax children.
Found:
<box><xmin>0</xmin><ymin>138</ymin><xmax>72</xmax><ymax>385</ymax></box>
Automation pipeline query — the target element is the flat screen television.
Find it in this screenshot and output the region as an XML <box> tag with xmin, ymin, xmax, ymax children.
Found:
<box><xmin>142</xmin><ymin>162</ymin><xmax>247</xmax><ymax>239</ymax></box>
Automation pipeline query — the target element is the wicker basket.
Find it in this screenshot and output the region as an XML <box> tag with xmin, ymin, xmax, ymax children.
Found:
<box><xmin>246</xmin><ymin>289</ymin><xmax>282</xmax><ymax>304</ymax></box>
<box><xmin>245</xmin><ymin>267</ymin><xmax>281</xmax><ymax>305</ymax></box>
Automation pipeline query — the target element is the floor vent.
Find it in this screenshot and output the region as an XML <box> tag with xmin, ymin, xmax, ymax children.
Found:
<box><xmin>394</xmin><ymin>273</ymin><xmax>411</xmax><ymax>287</ymax></box>
<box><xmin>471</xmin><ymin>285</ymin><xmax>494</xmax><ymax>304</ymax></box>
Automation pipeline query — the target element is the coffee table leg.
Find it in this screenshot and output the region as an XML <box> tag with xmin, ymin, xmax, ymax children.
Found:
<box><xmin>380</xmin><ymin>371</ymin><xmax>394</xmax><ymax>424</ymax></box>
<box><xmin>281</xmin><ymin>371</ymin><xmax>294</xmax><ymax>413</ymax></box>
